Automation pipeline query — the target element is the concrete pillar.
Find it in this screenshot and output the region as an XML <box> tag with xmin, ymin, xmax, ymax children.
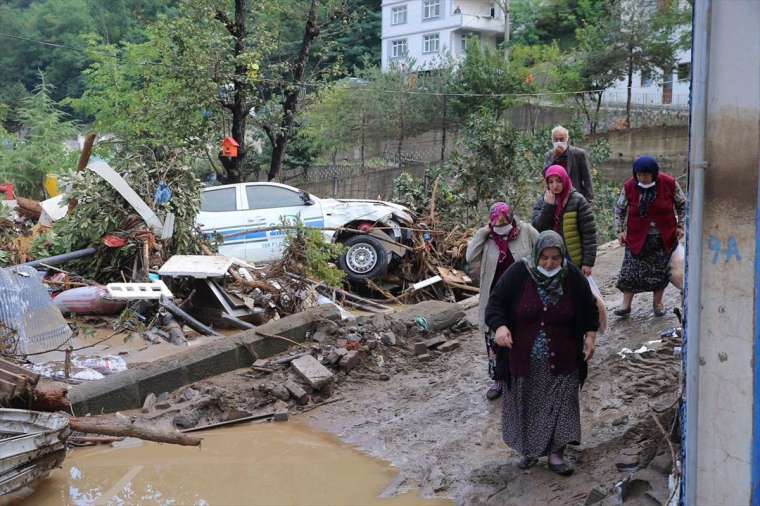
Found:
<box><xmin>688</xmin><ymin>1</ymin><xmax>760</xmax><ymax>504</ymax></box>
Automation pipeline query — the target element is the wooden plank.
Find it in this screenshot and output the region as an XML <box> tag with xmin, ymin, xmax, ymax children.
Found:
<box><xmin>0</xmin><ymin>358</ymin><xmax>39</xmax><ymax>384</ymax></box>
<box><xmin>158</xmin><ymin>255</ymin><xmax>234</xmax><ymax>278</ymax></box>
<box><xmin>0</xmin><ymin>379</ymin><xmax>16</xmax><ymax>399</ymax></box>
<box><xmin>0</xmin><ymin>369</ymin><xmax>24</xmax><ymax>386</ymax></box>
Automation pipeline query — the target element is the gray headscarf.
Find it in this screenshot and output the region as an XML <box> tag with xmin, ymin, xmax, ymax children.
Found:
<box><xmin>522</xmin><ymin>230</ymin><xmax>568</xmax><ymax>305</ymax></box>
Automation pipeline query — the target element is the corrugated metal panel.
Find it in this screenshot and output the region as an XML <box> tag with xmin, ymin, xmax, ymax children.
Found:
<box><xmin>0</xmin><ymin>266</ymin><xmax>72</xmax><ymax>355</ymax></box>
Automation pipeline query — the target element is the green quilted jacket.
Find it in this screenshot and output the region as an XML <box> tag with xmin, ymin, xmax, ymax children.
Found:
<box><xmin>531</xmin><ymin>191</ymin><xmax>597</xmax><ymax>267</ymax></box>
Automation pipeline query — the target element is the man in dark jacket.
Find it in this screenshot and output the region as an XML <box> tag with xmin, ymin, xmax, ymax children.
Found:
<box><xmin>543</xmin><ymin>125</ymin><xmax>594</xmax><ymax>201</ymax></box>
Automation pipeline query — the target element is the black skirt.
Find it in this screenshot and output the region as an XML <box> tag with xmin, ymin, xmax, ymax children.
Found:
<box><xmin>616</xmin><ymin>234</ymin><xmax>672</xmax><ymax>293</ymax></box>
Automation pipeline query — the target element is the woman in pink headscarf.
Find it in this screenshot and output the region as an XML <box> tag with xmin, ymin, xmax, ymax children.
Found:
<box><xmin>467</xmin><ymin>202</ymin><xmax>538</xmax><ymax>400</ymax></box>
<box><xmin>532</xmin><ymin>165</ymin><xmax>597</xmax><ymax>276</ymax></box>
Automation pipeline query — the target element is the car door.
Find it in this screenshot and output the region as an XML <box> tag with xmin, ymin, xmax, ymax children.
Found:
<box><xmin>242</xmin><ymin>184</ymin><xmax>324</xmax><ymax>262</ymax></box>
<box><xmin>196</xmin><ymin>185</ymin><xmax>249</xmax><ymax>260</ymax></box>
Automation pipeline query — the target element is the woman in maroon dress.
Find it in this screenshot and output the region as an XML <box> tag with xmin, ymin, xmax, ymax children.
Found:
<box><xmin>486</xmin><ymin>230</ymin><xmax>599</xmax><ymax>475</ymax></box>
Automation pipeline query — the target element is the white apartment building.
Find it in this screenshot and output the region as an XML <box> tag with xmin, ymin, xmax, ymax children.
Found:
<box><xmin>602</xmin><ymin>47</ymin><xmax>691</xmax><ymax>107</ymax></box>
<box><xmin>381</xmin><ymin>0</ymin><xmax>506</xmax><ymax>71</ymax></box>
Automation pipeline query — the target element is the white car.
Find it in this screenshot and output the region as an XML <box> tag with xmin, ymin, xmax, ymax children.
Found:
<box><xmin>196</xmin><ymin>182</ymin><xmax>415</xmax><ymax>281</ymax></box>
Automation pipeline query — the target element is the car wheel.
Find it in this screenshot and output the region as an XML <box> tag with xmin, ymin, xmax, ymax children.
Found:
<box><xmin>338</xmin><ymin>235</ymin><xmax>389</xmax><ymax>282</ymax></box>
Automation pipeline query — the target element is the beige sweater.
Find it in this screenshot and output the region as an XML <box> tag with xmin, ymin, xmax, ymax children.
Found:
<box><xmin>465</xmin><ymin>221</ymin><xmax>539</xmax><ymax>332</ymax></box>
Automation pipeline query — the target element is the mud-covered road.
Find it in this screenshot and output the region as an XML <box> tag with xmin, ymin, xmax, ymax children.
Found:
<box><xmin>306</xmin><ymin>243</ymin><xmax>682</xmax><ymax>505</ymax></box>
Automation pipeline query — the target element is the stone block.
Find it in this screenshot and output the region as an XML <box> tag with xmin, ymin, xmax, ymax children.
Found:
<box><xmin>291</xmin><ymin>355</ymin><xmax>335</xmax><ymax>390</ymax></box>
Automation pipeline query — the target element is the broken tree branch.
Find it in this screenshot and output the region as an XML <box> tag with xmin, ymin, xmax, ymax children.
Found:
<box><xmin>69</xmin><ymin>415</ymin><xmax>202</xmax><ymax>447</ymax></box>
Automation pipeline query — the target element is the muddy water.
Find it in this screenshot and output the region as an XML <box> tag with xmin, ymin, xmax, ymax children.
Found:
<box><xmin>22</xmin><ymin>421</ymin><xmax>451</xmax><ymax>506</ymax></box>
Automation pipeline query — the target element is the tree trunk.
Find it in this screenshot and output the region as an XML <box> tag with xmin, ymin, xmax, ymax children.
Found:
<box><xmin>69</xmin><ymin>416</ymin><xmax>202</xmax><ymax>447</ymax></box>
<box><xmin>502</xmin><ymin>0</ymin><xmax>511</xmax><ymax>60</ymax></box>
<box><xmin>625</xmin><ymin>47</ymin><xmax>634</xmax><ymax>129</ymax></box>
<box><xmin>267</xmin><ymin>0</ymin><xmax>321</xmax><ymax>181</ymax></box>
<box><xmin>217</xmin><ymin>0</ymin><xmax>248</xmax><ymax>184</ymax></box>
<box><xmin>31</xmin><ymin>380</ymin><xmax>70</xmax><ymax>412</ymax></box>
<box><xmin>361</xmin><ymin>113</ymin><xmax>366</xmax><ymax>169</ymax></box>
<box><xmin>593</xmin><ymin>92</ymin><xmax>603</xmax><ymax>134</ymax></box>
<box><xmin>440</xmin><ymin>93</ymin><xmax>447</xmax><ymax>168</ymax></box>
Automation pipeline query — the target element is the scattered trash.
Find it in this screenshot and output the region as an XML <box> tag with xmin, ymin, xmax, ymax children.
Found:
<box><xmin>106</xmin><ymin>281</ymin><xmax>174</xmax><ymax>300</ymax></box>
<box><xmin>72</xmin><ymin>355</ymin><xmax>128</xmax><ymax>376</ymax></box>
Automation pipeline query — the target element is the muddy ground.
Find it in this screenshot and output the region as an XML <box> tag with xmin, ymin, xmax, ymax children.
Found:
<box><xmin>303</xmin><ymin>243</ymin><xmax>682</xmax><ymax>506</ymax></box>
<box><xmin>131</xmin><ymin>243</ymin><xmax>682</xmax><ymax>505</ymax></box>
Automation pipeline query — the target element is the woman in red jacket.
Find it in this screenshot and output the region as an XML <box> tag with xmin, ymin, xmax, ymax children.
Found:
<box><xmin>613</xmin><ymin>156</ymin><xmax>686</xmax><ymax>317</ymax></box>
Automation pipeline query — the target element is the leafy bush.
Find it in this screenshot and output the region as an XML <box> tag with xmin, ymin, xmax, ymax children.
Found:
<box><xmin>282</xmin><ymin>218</ymin><xmax>345</xmax><ymax>288</ymax></box>
<box><xmin>33</xmin><ymin>147</ymin><xmax>204</xmax><ymax>282</ymax></box>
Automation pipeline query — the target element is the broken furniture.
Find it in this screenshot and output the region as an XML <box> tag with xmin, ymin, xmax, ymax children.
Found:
<box><xmin>159</xmin><ymin>255</ymin><xmax>266</xmax><ymax>330</ymax></box>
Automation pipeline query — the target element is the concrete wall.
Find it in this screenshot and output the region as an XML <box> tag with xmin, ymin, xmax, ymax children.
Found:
<box><xmin>293</xmin><ymin>124</ymin><xmax>688</xmax><ymax>201</ymax></box>
<box><xmin>591</xmin><ymin>125</ymin><xmax>689</xmax><ymax>182</ymax></box>
<box><xmin>690</xmin><ymin>2</ymin><xmax>760</xmax><ymax>504</ymax></box>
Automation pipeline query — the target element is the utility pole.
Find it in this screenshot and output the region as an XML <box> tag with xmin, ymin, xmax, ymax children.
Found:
<box><xmin>496</xmin><ymin>0</ymin><xmax>511</xmax><ymax>60</ymax></box>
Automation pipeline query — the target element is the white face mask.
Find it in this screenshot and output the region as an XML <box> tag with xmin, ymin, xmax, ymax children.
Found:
<box><xmin>537</xmin><ymin>265</ymin><xmax>562</xmax><ymax>278</ymax></box>
<box><xmin>492</xmin><ymin>224</ymin><xmax>512</xmax><ymax>236</ymax></box>
<box><xmin>553</xmin><ymin>141</ymin><xmax>568</xmax><ymax>151</ymax></box>
<box><xmin>638</xmin><ymin>181</ymin><xmax>656</xmax><ymax>189</ymax></box>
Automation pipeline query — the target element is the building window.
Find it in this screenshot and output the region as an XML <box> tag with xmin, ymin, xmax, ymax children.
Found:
<box><xmin>391</xmin><ymin>5</ymin><xmax>407</xmax><ymax>25</ymax></box>
<box><xmin>677</xmin><ymin>62</ymin><xmax>691</xmax><ymax>82</ymax></box>
<box><xmin>390</xmin><ymin>39</ymin><xmax>408</xmax><ymax>59</ymax></box>
<box><xmin>423</xmin><ymin>33</ymin><xmax>440</xmax><ymax>54</ymax></box>
<box><xmin>423</xmin><ymin>0</ymin><xmax>441</xmax><ymax>20</ymax></box>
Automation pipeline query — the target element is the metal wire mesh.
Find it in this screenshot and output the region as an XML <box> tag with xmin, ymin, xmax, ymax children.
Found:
<box><xmin>0</xmin><ymin>266</ymin><xmax>72</xmax><ymax>355</ymax></box>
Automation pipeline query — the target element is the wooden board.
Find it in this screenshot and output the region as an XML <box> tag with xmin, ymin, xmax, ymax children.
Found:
<box><xmin>158</xmin><ymin>255</ymin><xmax>234</xmax><ymax>279</ymax></box>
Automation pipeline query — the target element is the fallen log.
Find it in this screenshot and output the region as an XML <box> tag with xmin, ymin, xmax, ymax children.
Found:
<box><xmin>31</xmin><ymin>380</ymin><xmax>71</xmax><ymax>412</ymax></box>
<box><xmin>69</xmin><ymin>415</ymin><xmax>202</xmax><ymax>447</ymax></box>
<box><xmin>15</xmin><ymin>197</ymin><xmax>42</xmax><ymax>220</ymax></box>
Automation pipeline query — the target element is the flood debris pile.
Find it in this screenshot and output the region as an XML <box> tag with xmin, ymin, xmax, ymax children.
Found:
<box><xmin>572</xmin><ymin>327</ymin><xmax>684</xmax><ymax>506</ymax></box>
<box><xmin>134</xmin><ymin>302</ymin><xmax>474</xmax><ymax>432</ymax></box>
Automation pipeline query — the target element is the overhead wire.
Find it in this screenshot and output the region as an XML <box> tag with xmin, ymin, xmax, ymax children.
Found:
<box><xmin>0</xmin><ymin>30</ymin><xmax>663</xmax><ymax>100</ymax></box>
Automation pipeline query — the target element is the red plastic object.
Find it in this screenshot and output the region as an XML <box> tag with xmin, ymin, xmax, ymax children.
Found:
<box><xmin>102</xmin><ymin>235</ymin><xmax>128</xmax><ymax>248</ymax></box>
<box><xmin>53</xmin><ymin>286</ymin><xmax>126</xmax><ymax>316</ymax></box>
<box><xmin>0</xmin><ymin>184</ymin><xmax>15</xmax><ymax>200</ymax></box>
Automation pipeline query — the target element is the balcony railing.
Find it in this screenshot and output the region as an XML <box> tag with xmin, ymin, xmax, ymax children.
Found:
<box><xmin>452</xmin><ymin>12</ymin><xmax>505</xmax><ymax>34</ymax></box>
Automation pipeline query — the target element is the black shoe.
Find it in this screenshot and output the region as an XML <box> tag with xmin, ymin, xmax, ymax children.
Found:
<box><xmin>486</xmin><ymin>383</ymin><xmax>502</xmax><ymax>400</ymax></box>
<box><xmin>653</xmin><ymin>304</ymin><xmax>667</xmax><ymax>317</ymax></box>
<box><xmin>548</xmin><ymin>461</ymin><xmax>574</xmax><ymax>476</ymax></box>
<box><xmin>614</xmin><ymin>307</ymin><xmax>632</xmax><ymax>317</ymax></box>
<box><xmin>518</xmin><ymin>456</ymin><xmax>538</xmax><ymax>470</ymax></box>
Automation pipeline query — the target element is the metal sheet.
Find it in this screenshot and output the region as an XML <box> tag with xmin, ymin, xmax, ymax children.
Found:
<box><xmin>0</xmin><ymin>266</ymin><xmax>73</xmax><ymax>355</ymax></box>
<box><xmin>88</xmin><ymin>160</ymin><xmax>164</xmax><ymax>234</ymax></box>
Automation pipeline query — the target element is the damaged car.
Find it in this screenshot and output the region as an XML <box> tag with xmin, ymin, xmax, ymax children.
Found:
<box><xmin>197</xmin><ymin>182</ymin><xmax>415</xmax><ymax>282</ymax></box>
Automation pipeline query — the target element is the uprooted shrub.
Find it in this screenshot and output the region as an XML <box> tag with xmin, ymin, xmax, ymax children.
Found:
<box><xmin>30</xmin><ymin>146</ymin><xmax>209</xmax><ymax>283</ymax></box>
<box><xmin>278</xmin><ymin>218</ymin><xmax>345</xmax><ymax>288</ymax></box>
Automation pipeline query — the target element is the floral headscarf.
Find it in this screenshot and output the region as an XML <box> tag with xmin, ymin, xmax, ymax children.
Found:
<box><xmin>488</xmin><ymin>202</ymin><xmax>521</xmax><ymax>242</ymax></box>
<box><xmin>522</xmin><ymin>230</ymin><xmax>568</xmax><ymax>305</ymax></box>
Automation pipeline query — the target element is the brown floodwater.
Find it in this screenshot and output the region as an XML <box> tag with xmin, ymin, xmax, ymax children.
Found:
<box><xmin>18</xmin><ymin>420</ymin><xmax>452</xmax><ymax>506</ymax></box>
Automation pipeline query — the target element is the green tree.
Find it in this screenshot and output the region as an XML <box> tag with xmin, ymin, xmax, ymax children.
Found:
<box><xmin>448</xmin><ymin>40</ymin><xmax>525</xmax><ymax>119</ymax></box>
<box><xmin>614</xmin><ymin>1</ymin><xmax>686</xmax><ymax>127</ymax></box>
<box><xmin>0</xmin><ymin>75</ymin><xmax>78</xmax><ymax>199</ymax></box>
<box><xmin>0</xmin><ymin>0</ymin><xmax>177</xmax><ymax>115</ymax></box>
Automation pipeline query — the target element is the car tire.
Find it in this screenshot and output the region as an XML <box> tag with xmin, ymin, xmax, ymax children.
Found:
<box><xmin>338</xmin><ymin>235</ymin><xmax>389</xmax><ymax>282</ymax></box>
